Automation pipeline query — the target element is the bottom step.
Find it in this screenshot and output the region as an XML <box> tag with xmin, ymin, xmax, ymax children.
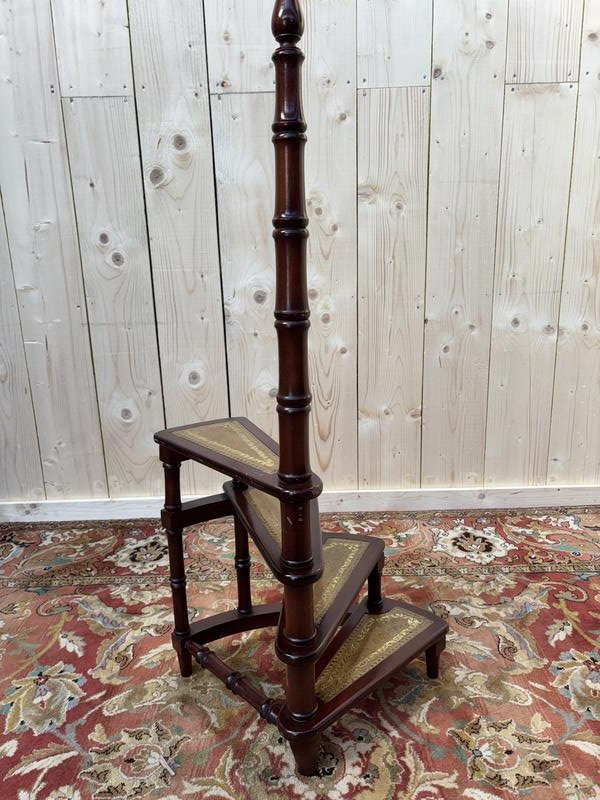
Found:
<box><xmin>279</xmin><ymin>597</ymin><xmax>448</xmax><ymax>737</ymax></box>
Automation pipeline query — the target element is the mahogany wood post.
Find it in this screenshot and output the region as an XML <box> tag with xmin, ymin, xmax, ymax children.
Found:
<box><xmin>290</xmin><ymin>733</ymin><xmax>321</xmax><ymax>777</ymax></box>
<box><xmin>367</xmin><ymin>554</ymin><xmax>385</xmax><ymax>614</ymax></box>
<box><xmin>425</xmin><ymin>636</ymin><xmax>445</xmax><ymax>679</ymax></box>
<box><xmin>272</xmin><ymin>0</ymin><xmax>321</xmax><ymax>774</ymax></box>
<box><xmin>234</xmin><ymin>517</ymin><xmax>253</xmax><ymax>615</ymax></box>
<box><xmin>160</xmin><ymin>445</ymin><xmax>192</xmax><ymax>677</ymax></box>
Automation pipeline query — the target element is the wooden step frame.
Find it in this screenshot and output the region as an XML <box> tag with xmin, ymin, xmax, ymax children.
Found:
<box><xmin>156</xmin><ymin>0</ymin><xmax>448</xmax><ymax>778</ymax></box>
<box><xmin>158</xmin><ymin>452</ymin><xmax>447</xmax><ymax>775</ymax></box>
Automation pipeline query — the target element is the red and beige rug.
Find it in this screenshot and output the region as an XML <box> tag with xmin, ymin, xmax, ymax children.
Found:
<box><xmin>0</xmin><ymin>509</ymin><xmax>599</xmax><ymax>799</ymax></box>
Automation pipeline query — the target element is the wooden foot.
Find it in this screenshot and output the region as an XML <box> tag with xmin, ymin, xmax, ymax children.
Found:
<box><xmin>177</xmin><ymin>649</ymin><xmax>193</xmax><ymax>678</ymax></box>
<box><xmin>290</xmin><ymin>733</ymin><xmax>321</xmax><ymax>776</ymax></box>
<box><xmin>425</xmin><ymin>636</ymin><xmax>445</xmax><ymax>679</ymax></box>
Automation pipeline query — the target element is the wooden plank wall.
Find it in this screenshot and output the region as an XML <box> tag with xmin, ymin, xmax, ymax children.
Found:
<box><xmin>1</xmin><ymin>0</ymin><xmax>598</xmax><ymax>502</ymax></box>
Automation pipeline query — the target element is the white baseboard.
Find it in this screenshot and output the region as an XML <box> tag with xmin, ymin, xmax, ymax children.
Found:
<box><xmin>1</xmin><ymin>485</ymin><xmax>598</xmax><ymax>522</ymax></box>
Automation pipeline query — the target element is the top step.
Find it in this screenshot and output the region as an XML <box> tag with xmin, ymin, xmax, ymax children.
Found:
<box><xmin>155</xmin><ymin>417</ymin><xmax>322</xmax><ymax>503</ymax></box>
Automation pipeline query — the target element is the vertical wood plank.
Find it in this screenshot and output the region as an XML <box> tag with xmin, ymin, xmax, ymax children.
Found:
<box><xmin>357</xmin><ymin>0</ymin><xmax>433</xmax><ymax>88</ymax></box>
<box><xmin>485</xmin><ymin>83</ymin><xmax>577</xmax><ymax>485</ymax></box>
<box><xmin>303</xmin><ymin>0</ymin><xmax>358</xmax><ymax>489</ymax></box>
<box><xmin>211</xmin><ymin>91</ymin><xmax>278</xmax><ymax>439</ymax></box>
<box><xmin>0</xmin><ymin>0</ymin><xmax>107</xmax><ymax>499</ymax></box>
<box><xmin>204</xmin><ymin>1</ymin><xmax>274</xmax><ymax>94</ymax></box>
<box><xmin>0</xmin><ymin>193</ymin><xmax>44</xmax><ymax>500</ymax></box>
<box><xmin>357</xmin><ymin>86</ymin><xmax>429</xmax><ymax>488</ymax></box>
<box><xmin>549</xmin><ymin>6</ymin><xmax>600</xmax><ymax>484</ymax></box>
<box><xmin>63</xmin><ymin>96</ymin><xmax>164</xmax><ymax>496</ymax></box>
<box><xmin>506</xmin><ymin>0</ymin><xmax>584</xmax><ymax>83</ymax></box>
<box><xmin>50</xmin><ymin>0</ymin><xmax>133</xmax><ymax>96</ymax></box>
<box><xmin>129</xmin><ymin>0</ymin><xmax>229</xmax><ymax>495</ymax></box>
<box><xmin>421</xmin><ymin>0</ymin><xmax>508</xmax><ymax>487</ymax></box>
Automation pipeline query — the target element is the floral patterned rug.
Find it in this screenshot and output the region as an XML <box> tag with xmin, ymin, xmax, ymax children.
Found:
<box><xmin>0</xmin><ymin>508</ymin><xmax>599</xmax><ymax>799</ymax></box>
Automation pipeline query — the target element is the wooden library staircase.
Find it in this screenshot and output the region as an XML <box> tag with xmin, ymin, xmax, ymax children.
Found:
<box><xmin>155</xmin><ymin>0</ymin><xmax>447</xmax><ymax>777</ymax></box>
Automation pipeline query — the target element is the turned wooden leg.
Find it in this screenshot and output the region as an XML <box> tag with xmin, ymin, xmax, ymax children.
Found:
<box><xmin>367</xmin><ymin>554</ymin><xmax>385</xmax><ymax>614</ymax></box>
<box><xmin>290</xmin><ymin>733</ymin><xmax>321</xmax><ymax>777</ymax></box>
<box><xmin>161</xmin><ymin>449</ymin><xmax>192</xmax><ymax>677</ymax></box>
<box><xmin>234</xmin><ymin>516</ymin><xmax>252</xmax><ymax>615</ymax></box>
<box><xmin>283</xmin><ymin>583</ymin><xmax>321</xmax><ymax>776</ymax></box>
<box><xmin>425</xmin><ymin>636</ymin><xmax>445</xmax><ymax>679</ymax></box>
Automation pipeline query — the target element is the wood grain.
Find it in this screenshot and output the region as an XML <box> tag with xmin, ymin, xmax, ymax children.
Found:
<box><xmin>357</xmin><ymin>0</ymin><xmax>432</xmax><ymax>88</ymax></box>
<box><xmin>506</xmin><ymin>0</ymin><xmax>584</xmax><ymax>83</ymax></box>
<box><xmin>204</xmin><ymin>1</ymin><xmax>274</xmax><ymax>94</ymax></box>
<box><xmin>303</xmin><ymin>0</ymin><xmax>358</xmax><ymax>490</ymax></box>
<box><xmin>0</xmin><ymin>0</ymin><xmax>107</xmax><ymax>499</ymax></box>
<box><xmin>0</xmin><ymin>192</ymin><xmax>44</xmax><ymax>500</ymax></box>
<box><xmin>3</xmin><ymin>0</ymin><xmax>600</xmax><ymax>504</ymax></box>
<box><xmin>63</xmin><ymin>96</ymin><xmax>164</xmax><ymax>496</ymax></box>
<box><xmin>129</xmin><ymin>0</ymin><xmax>229</xmax><ymax>495</ymax></box>
<box><xmin>50</xmin><ymin>0</ymin><xmax>133</xmax><ymax>96</ymax></box>
<box><xmin>358</xmin><ymin>86</ymin><xmax>429</xmax><ymax>488</ymax></box>
<box><xmin>421</xmin><ymin>0</ymin><xmax>508</xmax><ymax>487</ymax></box>
<box><xmin>485</xmin><ymin>83</ymin><xmax>577</xmax><ymax>486</ymax></box>
<box><xmin>211</xmin><ymin>91</ymin><xmax>278</xmax><ymax>439</ymax></box>
<box><xmin>549</xmin><ymin>4</ymin><xmax>600</xmax><ymax>484</ymax></box>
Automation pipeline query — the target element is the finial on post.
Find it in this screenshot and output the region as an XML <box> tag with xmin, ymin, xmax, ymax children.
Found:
<box><xmin>272</xmin><ymin>0</ymin><xmax>304</xmax><ymax>42</ymax></box>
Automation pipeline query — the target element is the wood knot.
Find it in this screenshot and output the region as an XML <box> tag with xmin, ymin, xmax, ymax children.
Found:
<box><xmin>188</xmin><ymin>370</ymin><xmax>201</xmax><ymax>386</ymax></box>
<box><xmin>111</xmin><ymin>251</ymin><xmax>124</xmax><ymax>267</ymax></box>
<box><xmin>172</xmin><ymin>133</ymin><xmax>187</xmax><ymax>151</ymax></box>
<box><xmin>272</xmin><ymin>0</ymin><xmax>304</xmax><ymax>40</ymax></box>
<box><xmin>98</xmin><ymin>231</ymin><xmax>110</xmax><ymax>245</ymax></box>
<box><xmin>358</xmin><ymin>184</ymin><xmax>376</xmax><ymax>204</ymax></box>
<box><xmin>253</xmin><ymin>289</ymin><xmax>267</xmax><ymax>304</ymax></box>
<box><xmin>149</xmin><ymin>166</ymin><xmax>165</xmax><ymax>186</ymax></box>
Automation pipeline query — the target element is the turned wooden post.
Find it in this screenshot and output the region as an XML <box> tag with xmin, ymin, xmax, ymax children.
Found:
<box><xmin>234</xmin><ymin>516</ymin><xmax>253</xmax><ymax>615</ymax></box>
<box><xmin>272</xmin><ymin>0</ymin><xmax>321</xmax><ymax>774</ymax></box>
<box><xmin>160</xmin><ymin>445</ymin><xmax>192</xmax><ymax>677</ymax></box>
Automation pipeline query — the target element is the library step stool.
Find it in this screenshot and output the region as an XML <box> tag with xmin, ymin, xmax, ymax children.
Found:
<box><xmin>155</xmin><ymin>0</ymin><xmax>448</xmax><ymax>777</ymax></box>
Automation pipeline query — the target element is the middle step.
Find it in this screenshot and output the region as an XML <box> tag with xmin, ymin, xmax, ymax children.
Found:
<box><xmin>224</xmin><ymin>480</ymin><xmax>384</xmax><ymax>663</ymax></box>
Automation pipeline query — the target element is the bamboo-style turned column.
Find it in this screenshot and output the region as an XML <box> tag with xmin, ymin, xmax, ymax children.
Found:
<box><xmin>272</xmin><ymin>0</ymin><xmax>312</xmax><ymax>493</ymax></box>
<box><xmin>271</xmin><ymin>0</ymin><xmax>320</xmax><ymax>740</ymax></box>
